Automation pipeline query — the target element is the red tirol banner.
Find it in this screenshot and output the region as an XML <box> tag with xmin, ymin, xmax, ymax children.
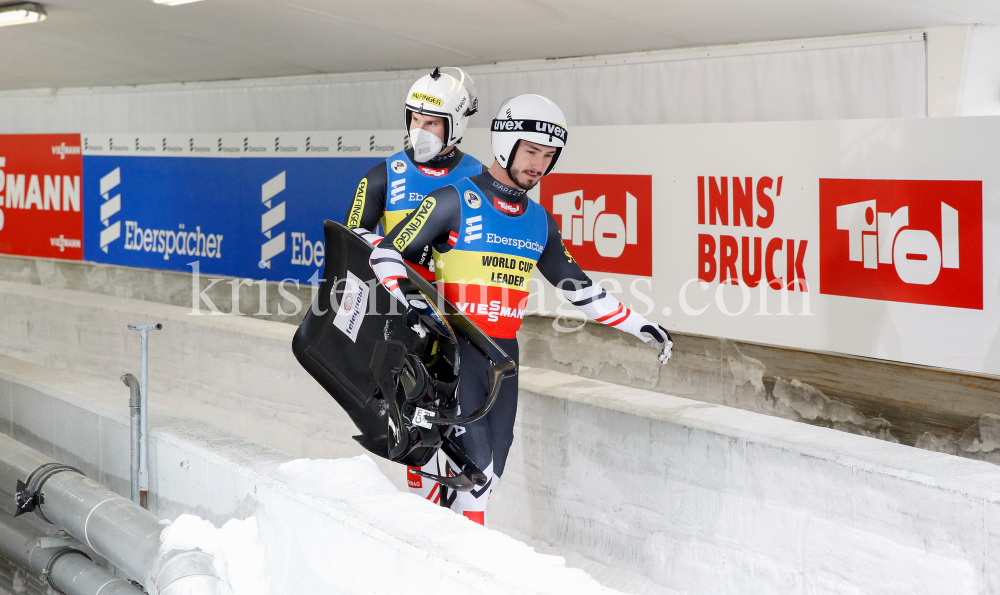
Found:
<box><xmin>539</xmin><ymin>173</ymin><xmax>653</xmax><ymax>276</ymax></box>
<box><xmin>0</xmin><ymin>134</ymin><xmax>84</xmax><ymax>260</ymax></box>
<box><xmin>819</xmin><ymin>178</ymin><xmax>983</xmax><ymax>310</ymax></box>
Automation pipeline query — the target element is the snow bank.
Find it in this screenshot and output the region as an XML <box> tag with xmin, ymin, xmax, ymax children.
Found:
<box><xmin>155</xmin><ymin>454</ymin><xmax>619</xmax><ymax>595</ymax></box>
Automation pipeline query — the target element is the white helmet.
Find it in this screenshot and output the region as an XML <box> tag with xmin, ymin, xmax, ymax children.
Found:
<box><xmin>491</xmin><ymin>94</ymin><xmax>568</xmax><ymax>175</ymax></box>
<box><xmin>404</xmin><ymin>67</ymin><xmax>478</xmax><ymax>162</ymax></box>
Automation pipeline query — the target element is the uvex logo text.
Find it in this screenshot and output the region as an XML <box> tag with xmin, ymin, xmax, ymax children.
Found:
<box><xmin>819</xmin><ymin>179</ymin><xmax>982</xmax><ymax>309</ymax></box>
<box><xmin>540</xmin><ymin>174</ymin><xmax>651</xmax><ymax>276</ymax></box>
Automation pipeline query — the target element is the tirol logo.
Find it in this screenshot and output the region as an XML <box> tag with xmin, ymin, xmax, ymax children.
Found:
<box><xmin>493</xmin><ymin>197</ymin><xmax>522</xmax><ymax>215</ymax></box>
<box><xmin>417</xmin><ymin>165</ymin><xmax>448</xmax><ymax>177</ymax></box>
<box><xmin>260</xmin><ymin>171</ymin><xmax>286</xmax><ymax>269</ymax></box>
<box><xmin>540</xmin><ymin>174</ymin><xmax>651</xmax><ymax>276</ymax></box>
<box><xmin>819</xmin><ymin>179</ymin><xmax>983</xmax><ymax>309</ymax></box>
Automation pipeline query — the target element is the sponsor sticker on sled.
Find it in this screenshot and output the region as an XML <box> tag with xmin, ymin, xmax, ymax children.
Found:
<box><xmin>333</xmin><ymin>270</ymin><xmax>369</xmax><ymax>342</ymax></box>
<box><xmin>411</xmin><ymin>407</ymin><xmax>434</xmax><ymax>429</ymax></box>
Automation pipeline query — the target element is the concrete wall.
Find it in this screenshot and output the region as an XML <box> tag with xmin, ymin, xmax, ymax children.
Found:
<box><xmin>2</xmin><ymin>279</ymin><xmax>999</xmax><ymax>593</ymax></box>
<box><xmin>4</xmin><ymin>254</ymin><xmax>999</xmax><ymax>466</ymax></box>
<box><xmin>0</xmin><ymin>355</ymin><xmax>619</xmax><ymax>595</ymax></box>
<box><xmin>494</xmin><ymin>368</ymin><xmax>1000</xmax><ymax>595</ymax></box>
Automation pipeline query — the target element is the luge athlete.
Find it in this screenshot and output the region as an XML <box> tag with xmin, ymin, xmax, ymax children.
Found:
<box><xmin>345</xmin><ymin>67</ymin><xmax>484</xmax><ymax>506</ymax></box>
<box><xmin>344</xmin><ymin>67</ymin><xmax>485</xmax><ymax>281</ymax></box>
<box><xmin>366</xmin><ymin>94</ymin><xmax>673</xmax><ymax>526</ymax></box>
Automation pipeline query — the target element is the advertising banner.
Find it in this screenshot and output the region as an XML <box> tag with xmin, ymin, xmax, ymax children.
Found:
<box><xmin>80</xmin><ymin>132</ymin><xmax>403</xmax><ymax>282</ymax></box>
<box><xmin>6</xmin><ymin>118</ymin><xmax>999</xmax><ymax>376</ymax></box>
<box><xmin>520</xmin><ymin>117</ymin><xmax>999</xmax><ymax>376</ymax></box>
<box><xmin>0</xmin><ymin>134</ymin><xmax>84</xmax><ymax>260</ymax></box>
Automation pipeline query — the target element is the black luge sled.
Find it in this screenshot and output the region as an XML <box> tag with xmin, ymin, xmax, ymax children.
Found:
<box><xmin>292</xmin><ymin>221</ymin><xmax>516</xmax><ymax>491</ymax></box>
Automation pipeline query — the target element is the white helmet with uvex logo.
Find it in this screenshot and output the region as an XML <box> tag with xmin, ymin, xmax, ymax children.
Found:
<box><xmin>491</xmin><ymin>94</ymin><xmax>568</xmax><ymax>175</ymax></box>
<box><xmin>404</xmin><ymin>67</ymin><xmax>478</xmax><ymax>163</ymax></box>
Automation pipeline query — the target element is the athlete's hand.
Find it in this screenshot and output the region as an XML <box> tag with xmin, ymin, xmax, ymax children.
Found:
<box><xmin>398</xmin><ymin>280</ymin><xmax>430</xmax><ymax>338</ymax></box>
<box><xmin>639</xmin><ymin>324</ymin><xmax>673</xmax><ymax>364</ymax></box>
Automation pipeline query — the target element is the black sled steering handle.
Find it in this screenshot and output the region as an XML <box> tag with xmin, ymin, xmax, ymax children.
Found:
<box><xmin>396</xmin><ymin>276</ymin><xmax>518</xmax><ymax>427</ymax></box>
<box><xmin>423</xmin><ymin>356</ymin><xmax>517</xmax><ymax>426</ymax></box>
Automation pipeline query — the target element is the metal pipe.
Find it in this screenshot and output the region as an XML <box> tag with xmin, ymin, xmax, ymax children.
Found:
<box><xmin>0</xmin><ymin>514</ymin><xmax>141</xmax><ymax>595</ymax></box>
<box><xmin>127</xmin><ymin>322</ymin><xmax>161</xmax><ymax>509</ymax></box>
<box><xmin>0</xmin><ymin>433</ymin><xmax>224</xmax><ymax>595</ymax></box>
<box><xmin>120</xmin><ymin>374</ymin><xmax>142</xmax><ymax>506</ymax></box>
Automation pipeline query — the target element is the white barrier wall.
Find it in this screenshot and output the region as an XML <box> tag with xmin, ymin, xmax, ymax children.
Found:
<box><xmin>1</xmin><ymin>282</ymin><xmax>999</xmax><ymax>593</ymax></box>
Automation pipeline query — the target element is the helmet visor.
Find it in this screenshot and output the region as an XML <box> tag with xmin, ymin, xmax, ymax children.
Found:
<box><xmin>439</xmin><ymin>67</ymin><xmax>478</xmax><ymax>117</ymax></box>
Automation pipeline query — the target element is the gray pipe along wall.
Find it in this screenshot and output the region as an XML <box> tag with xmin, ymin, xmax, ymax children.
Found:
<box><xmin>0</xmin><ymin>432</ymin><xmax>225</xmax><ymax>595</ymax></box>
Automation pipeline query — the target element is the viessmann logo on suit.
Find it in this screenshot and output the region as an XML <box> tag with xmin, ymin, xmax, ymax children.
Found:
<box><xmin>819</xmin><ymin>179</ymin><xmax>983</xmax><ymax>309</ymax></box>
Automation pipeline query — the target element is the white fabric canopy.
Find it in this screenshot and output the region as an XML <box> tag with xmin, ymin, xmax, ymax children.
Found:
<box><xmin>0</xmin><ymin>32</ymin><xmax>926</xmax><ymax>133</ymax></box>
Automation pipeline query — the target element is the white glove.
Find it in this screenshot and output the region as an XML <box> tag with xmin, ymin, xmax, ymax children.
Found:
<box><xmin>639</xmin><ymin>324</ymin><xmax>673</xmax><ymax>365</ymax></box>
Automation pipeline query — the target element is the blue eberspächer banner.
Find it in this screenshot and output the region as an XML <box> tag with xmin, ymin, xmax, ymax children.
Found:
<box><xmin>80</xmin><ymin>131</ymin><xmax>407</xmax><ymax>284</ymax></box>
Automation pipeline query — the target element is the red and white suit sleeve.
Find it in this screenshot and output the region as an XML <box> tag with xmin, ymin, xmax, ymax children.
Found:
<box><xmin>369</xmin><ymin>242</ymin><xmax>410</xmax><ymax>305</ymax></box>
<box><xmin>558</xmin><ymin>279</ymin><xmax>652</xmax><ymax>339</ymax></box>
<box><xmin>352</xmin><ymin>228</ymin><xmax>411</xmax><ymax>304</ymax></box>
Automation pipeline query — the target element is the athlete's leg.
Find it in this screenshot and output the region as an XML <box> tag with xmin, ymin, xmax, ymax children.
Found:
<box><xmin>486</xmin><ymin>338</ymin><xmax>519</xmax><ymax>479</ymax></box>
<box><xmin>443</xmin><ymin>336</ymin><xmax>492</xmax><ymax>524</ymax></box>
<box><xmin>443</xmin><ymin>336</ymin><xmax>520</xmax><ymax>527</ymax></box>
<box><xmin>406</xmin><ymin>454</ymin><xmax>441</xmax><ymax>504</ymax></box>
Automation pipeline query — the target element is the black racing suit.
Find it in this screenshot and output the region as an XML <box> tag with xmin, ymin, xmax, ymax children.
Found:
<box><xmin>372</xmin><ymin>172</ymin><xmax>592</xmax><ymax>522</ymax></box>
<box><xmin>371</xmin><ymin>172</ymin><xmax>669</xmax><ymax>525</ymax></box>
<box><xmin>344</xmin><ymin>147</ymin><xmax>485</xmax><ymax>273</ymax></box>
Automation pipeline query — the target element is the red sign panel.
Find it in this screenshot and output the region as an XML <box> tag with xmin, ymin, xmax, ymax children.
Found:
<box><xmin>819</xmin><ymin>178</ymin><xmax>982</xmax><ymax>309</ymax></box>
<box><xmin>539</xmin><ymin>173</ymin><xmax>652</xmax><ymax>276</ymax></box>
<box><xmin>0</xmin><ymin>134</ymin><xmax>84</xmax><ymax>260</ymax></box>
